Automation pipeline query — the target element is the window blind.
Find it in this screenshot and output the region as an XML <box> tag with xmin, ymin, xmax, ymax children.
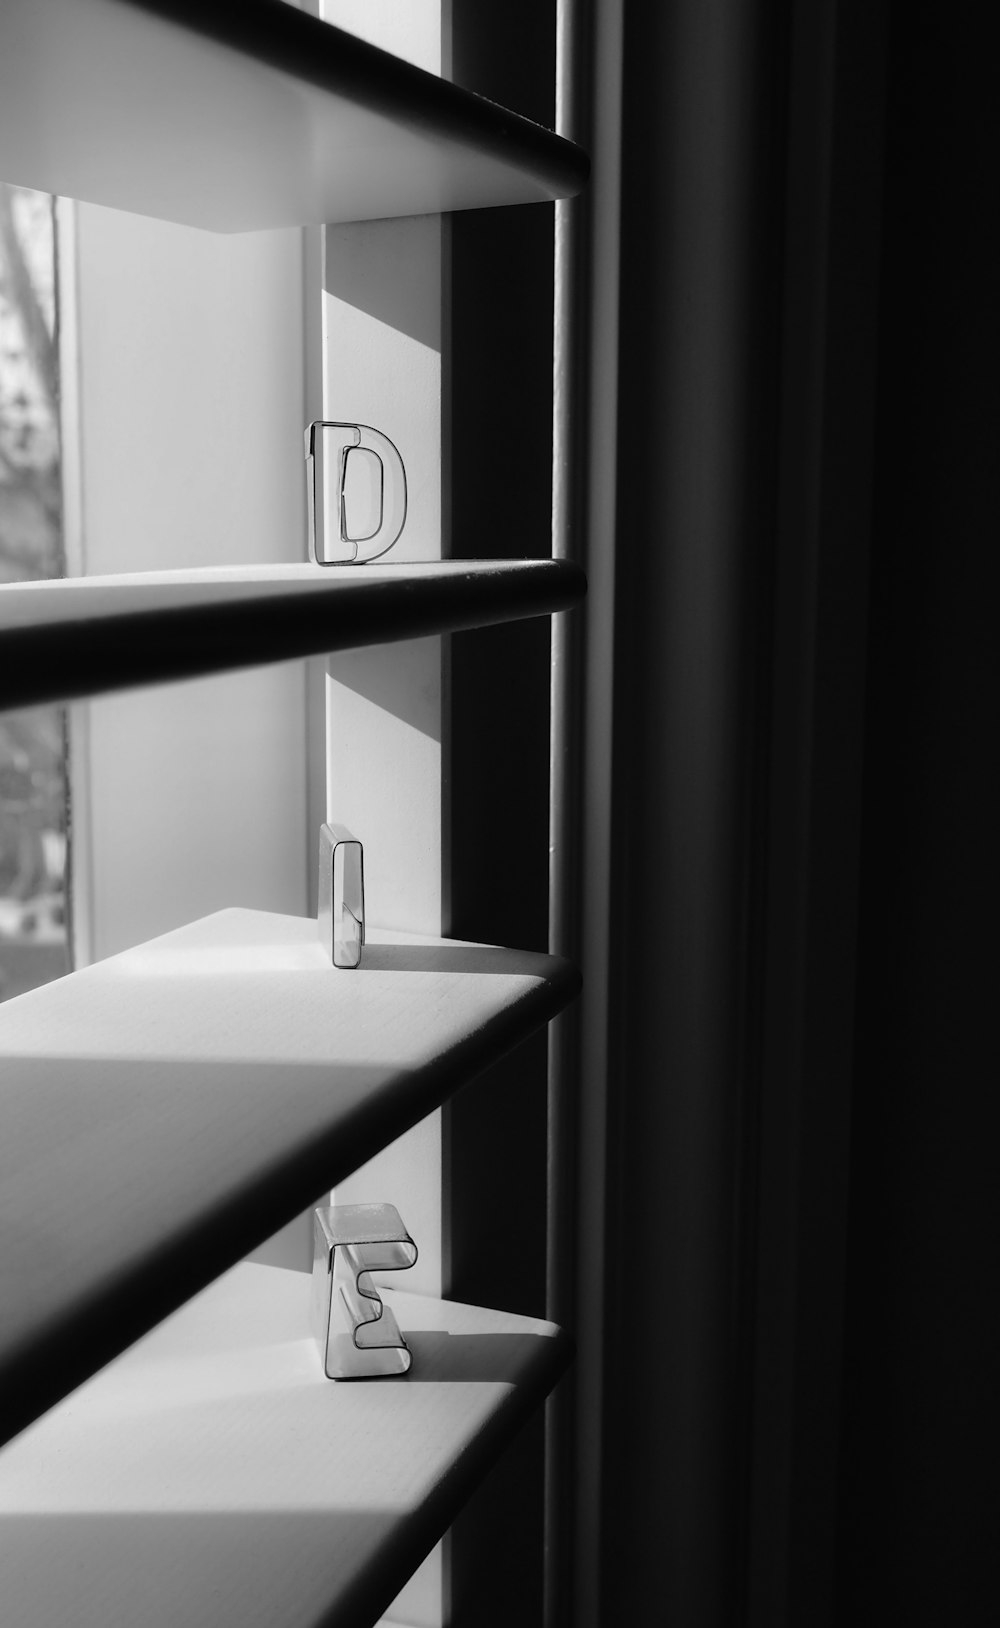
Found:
<box><xmin>0</xmin><ymin>3</ymin><xmax>587</xmax><ymax>1623</ymax></box>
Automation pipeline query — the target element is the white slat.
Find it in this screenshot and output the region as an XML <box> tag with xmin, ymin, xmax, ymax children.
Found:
<box><xmin>0</xmin><ymin>1262</ymin><xmax>570</xmax><ymax>1628</ymax></box>
<box><xmin>0</xmin><ymin>908</ymin><xmax>580</xmax><ymax>1445</ymax></box>
<box><xmin>0</xmin><ymin>0</ymin><xmax>586</xmax><ymax>231</ymax></box>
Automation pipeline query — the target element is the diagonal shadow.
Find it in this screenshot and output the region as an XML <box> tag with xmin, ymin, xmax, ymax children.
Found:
<box><xmin>356</xmin><ymin>942</ymin><xmax>518</xmax><ymax>974</ymax></box>
<box><xmin>324</xmin><ymin>216</ymin><xmax>442</xmax><ymax>350</ymax></box>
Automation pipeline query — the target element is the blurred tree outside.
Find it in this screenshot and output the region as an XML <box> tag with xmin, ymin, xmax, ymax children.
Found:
<box><xmin>0</xmin><ymin>183</ymin><xmax>70</xmax><ymax>999</ymax></box>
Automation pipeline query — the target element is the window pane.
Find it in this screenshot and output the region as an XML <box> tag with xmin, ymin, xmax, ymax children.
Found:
<box><xmin>0</xmin><ymin>183</ymin><xmax>70</xmax><ymax>1000</ymax></box>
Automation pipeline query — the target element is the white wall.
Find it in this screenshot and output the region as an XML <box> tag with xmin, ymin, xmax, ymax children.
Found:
<box><xmin>67</xmin><ymin>202</ymin><xmax>309</xmax><ymax>963</ymax></box>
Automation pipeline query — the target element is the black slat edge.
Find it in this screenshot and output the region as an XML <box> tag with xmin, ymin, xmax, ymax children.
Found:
<box><xmin>0</xmin><ymin>560</ymin><xmax>586</xmax><ymax>712</ymax></box>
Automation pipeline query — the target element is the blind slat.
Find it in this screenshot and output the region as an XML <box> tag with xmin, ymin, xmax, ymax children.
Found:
<box><xmin>0</xmin><ymin>1263</ymin><xmax>571</xmax><ymax>1628</ymax></box>
<box><xmin>0</xmin><ymin>560</ymin><xmax>586</xmax><ymax>711</ymax></box>
<box><xmin>0</xmin><ymin>908</ymin><xmax>580</xmax><ymax>1447</ymax></box>
<box><xmin>0</xmin><ymin>0</ymin><xmax>587</xmax><ymax>231</ymax></box>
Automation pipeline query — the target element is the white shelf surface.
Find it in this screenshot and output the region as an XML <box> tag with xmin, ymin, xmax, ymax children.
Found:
<box><xmin>0</xmin><ymin>0</ymin><xmax>588</xmax><ymax>230</ymax></box>
<box><xmin>0</xmin><ymin>559</ymin><xmax>586</xmax><ymax>711</ymax></box>
<box><xmin>0</xmin><ymin>908</ymin><xmax>580</xmax><ymax>1447</ymax></box>
<box><xmin>0</xmin><ymin>1261</ymin><xmax>571</xmax><ymax>1628</ymax></box>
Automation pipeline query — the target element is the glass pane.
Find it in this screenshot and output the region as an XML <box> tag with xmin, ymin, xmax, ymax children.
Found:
<box><xmin>0</xmin><ymin>183</ymin><xmax>70</xmax><ymax>1001</ymax></box>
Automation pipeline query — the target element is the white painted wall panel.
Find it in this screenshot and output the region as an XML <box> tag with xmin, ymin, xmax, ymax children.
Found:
<box><xmin>70</xmin><ymin>202</ymin><xmax>308</xmax><ymax>964</ymax></box>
